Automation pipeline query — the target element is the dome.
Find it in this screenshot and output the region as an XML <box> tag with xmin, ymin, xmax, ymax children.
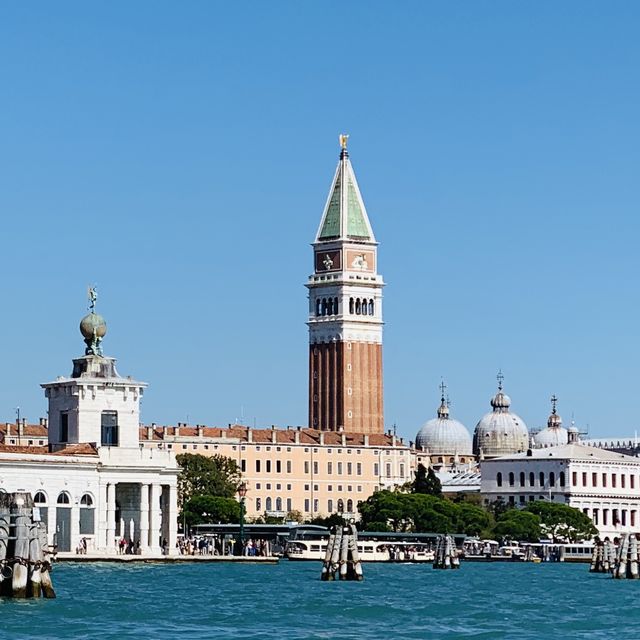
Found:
<box><xmin>473</xmin><ymin>376</ymin><xmax>529</xmax><ymax>458</ymax></box>
<box><xmin>415</xmin><ymin>395</ymin><xmax>472</xmax><ymax>456</ymax></box>
<box><xmin>532</xmin><ymin>396</ymin><xmax>568</xmax><ymax>448</ymax></box>
<box><xmin>80</xmin><ymin>312</ymin><xmax>107</xmax><ymax>341</ymax></box>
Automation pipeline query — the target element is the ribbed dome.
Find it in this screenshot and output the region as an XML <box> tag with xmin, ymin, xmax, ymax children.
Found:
<box><xmin>415</xmin><ymin>395</ymin><xmax>472</xmax><ymax>456</ymax></box>
<box><xmin>473</xmin><ymin>376</ymin><xmax>528</xmax><ymax>458</ymax></box>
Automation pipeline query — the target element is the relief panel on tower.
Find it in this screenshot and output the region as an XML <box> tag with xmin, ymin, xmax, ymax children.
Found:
<box><xmin>315</xmin><ymin>250</ymin><xmax>341</xmax><ymax>273</ymax></box>
<box><xmin>345</xmin><ymin>249</ymin><xmax>375</xmax><ymax>272</ymax></box>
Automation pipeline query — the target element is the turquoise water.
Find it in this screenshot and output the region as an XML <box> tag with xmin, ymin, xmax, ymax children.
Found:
<box><xmin>0</xmin><ymin>561</ymin><xmax>635</xmax><ymax>639</ymax></box>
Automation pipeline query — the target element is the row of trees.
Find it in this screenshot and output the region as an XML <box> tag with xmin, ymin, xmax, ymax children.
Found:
<box><xmin>176</xmin><ymin>454</ymin><xmax>598</xmax><ymax>543</ymax></box>
<box><xmin>357</xmin><ymin>464</ymin><xmax>598</xmax><ymax>542</ymax></box>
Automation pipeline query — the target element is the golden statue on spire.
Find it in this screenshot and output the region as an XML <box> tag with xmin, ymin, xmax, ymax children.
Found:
<box><xmin>339</xmin><ymin>133</ymin><xmax>349</xmax><ymax>150</ymax></box>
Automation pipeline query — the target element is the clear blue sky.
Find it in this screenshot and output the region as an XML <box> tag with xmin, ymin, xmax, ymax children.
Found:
<box><xmin>1</xmin><ymin>2</ymin><xmax>639</xmax><ymax>442</ymax></box>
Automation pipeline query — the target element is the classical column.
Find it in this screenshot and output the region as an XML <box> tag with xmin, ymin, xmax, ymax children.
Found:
<box><xmin>139</xmin><ymin>483</ymin><xmax>150</xmax><ymax>554</ymax></box>
<box><xmin>168</xmin><ymin>484</ymin><xmax>178</xmax><ymax>556</ymax></box>
<box><xmin>70</xmin><ymin>502</ymin><xmax>80</xmax><ymax>553</ymax></box>
<box><xmin>106</xmin><ymin>483</ymin><xmax>116</xmax><ymax>551</ymax></box>
<box><xmin>149</xmin><ymin>483</ymin><xmax>162</xmax><ymax>553</ymax></box>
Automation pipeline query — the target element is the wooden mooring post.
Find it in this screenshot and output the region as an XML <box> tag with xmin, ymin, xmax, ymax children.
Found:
<box><xmin>0</xmin><ymin>492</ymin><xmax>55</xmax><ymax>598</ymax></box>
<box><xmin>320</xmin><ymin>524</ymin><xmax>363</xmax><ymax>581</ymax></box>
<box><xmin>433</xmin><ymin>535</ymin><xmax>460</xmax><ymax>570</ymax></box>
<box><xmin>611</xmin><ymin>533</ymin><xmax>640</xmax><ymax>579</ymax></box>
<box><xmin>590</xmin><ymin>538</ymin><xmax>616</xmax><ymax>574</ymax></box>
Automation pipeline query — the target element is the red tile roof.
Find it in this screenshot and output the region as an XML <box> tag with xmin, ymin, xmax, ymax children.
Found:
<box><xmin>139</xmin><ymin>424</ymin><xmax>403</xmax><ymax>447</ymax></box>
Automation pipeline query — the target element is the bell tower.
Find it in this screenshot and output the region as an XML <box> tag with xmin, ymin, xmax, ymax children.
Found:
<box><xmin>306</xmin><ymin>136</ymin><xmax>384</xmax><ymax>434</ymax></box>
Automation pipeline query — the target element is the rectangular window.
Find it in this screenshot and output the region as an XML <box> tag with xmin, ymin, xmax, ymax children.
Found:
<box><xmin>276</xmin><ymin>484</ymin><xmax>281</xmax><ymax>490</ymax></box>
<box><xmin>304</xmin><ymin>461</ymin><xmax>310</xmax><ymax>474</ymax></box>
<box><xmin>304</xmin><ymin>484</ymin><xmax>310</xmax><ymax>491</ymax></box>
<box><xmin>328</xmin><ymin>499</ymin><xmax>333</xmax><ymax>512</ymax></box>
<box><xmin>241</xmin><ymin>460</ymin><xmax>246</xmax><ymax>472</ymax></box>
<box><xmin>313</xmin><ymin>461</ymin><xmax>319</xmax><ymax>475</ymax></box>
<box><xmin>304</xmin><ymin>499</ymin><xmax>310</xmax><ymax>512</ymax></box>
<box><xmin>592</xmin><ymin>472</ymin><xmax>597</xmax><ymax>487</ymax></box>
<box><xmin>256</xmin><ymin>460</ymin><xmax>261</xmax><ymax>473</ymax></box>
<box><xmin>347</xmin><ymin>462</ymin><xmax>352</xmax><ymax>475</ymax></box>
<box><xmin>592</xmin><ymin>509</ymin><xmax>599</xmax><ymax>525</ymax></box>
<box><xmin>266</xmin><ymin>460</ymin><xmax>272</xmax><ymax>473</ymax></box>
<box><xmin>266</xmin><ymin>483</ymin><xmax>271</xmax><ymax>490</ymax></box>
<box><xmin>374</xmin><ymin>463</ymin><xmax>379</xmax><ymax>477</ymax></box>
<box><xmin>602</xmin><ymin>473</ymin><xmax>607</xmax><ymax>487</ymax></box>
<box><xmin>603</xmin><ymin>509</ymin><xmax>609</xmax><ymax>525</ymax></box>
<box><xmin>632</xmin><ymin>511</ymin><xmax>637</xmax><ymax>527</ymax></box>
<box><xmin>60</xmin><ymin>412</ymin><xmax>69</xmax><ymax>443</ymax></box>
<box><xmin>582</xmin><ymin>472</ymin><xmax>587</xmax><ymax>486</ymax></box>
<box><xmin>286</xmin><ymin>484</ymin><xmax>292</xmax><ymax>491</ymax></box>
<box><xmin>328</xmin><ymin>462</ymin><xmax>333</xmax><ymax>474</ymax></box>
<box><xmin>313</xmin><ymin>499</ymin><xmax>319</xmax><ymax>512</ymax></box>
<box><xmin>622</xmin><ymin>475</ymin><xmax>626</xmax><ymax>488</ymax></box>
<box><xmin>101</xmin><ymin>411</ymin><xmax>118</xmax><ymax>446</ymax></box>
<box><xmin>79</xmin><ymin>507</ymin><xmax>95</xmax><ymax>535</ymax></box>
<box><xmin>612</xmin><ymin>474</ymin><xmax>617</xmax><ymax>488</ymax></box>
<box><xmin>255</xmin><ymin>483</ymin><xmax>261</xmax><ymax>489</ymax></box>
<box><xmin>337</xmin><ymin>462</ymin><xmax>343</xmax><ymax>475</ymax></box>
<box><xmin>386</xmin><ymin>463</ymin><xmax>391</xmax><ymax>477</ymax></box>
<box><xmin>572</xmin><ymin>472</ymin><xmax>577</xmax><ymax>486</ymax></box>
<box><xmin>313</xmin><ymin>484</ymin><xmax>318</xmax><ymax>491</ymax></box>
<box><xmin>276</xmin><ymin>460</ymin><xmax>281</xmax><ymax>473</ymax></box>
<box><xmin>256</xmin><ymin>498</ymin><xmax>261</xmax><ymax>511</ymax></box>
<box><xmin>286</xmin><ymin>498</ymin><xmax>292</xmax><ymax>512</ymax></box>
<box><xmin>357</xmin><ymin>486</ymin><xmax>362</xmax><ymax>492</ymax></box>
<box><xmin>632</xmin><ymin>476</ymin><xmax>636</xmax><ymax>490</ymax></box>
<box><xmin>400</xmin><ymin>463</ymin><xmax>405</xmax><ymax>477</ymax></box>
<box><xmin>357</xmin><ymin>463</ymin><xmax>362</xmax><ymax>476</ymax></box>
<box><xmin>286</xmin><ymin>460</ymin><xmax>291</xmax><ymax>473</ymax></box>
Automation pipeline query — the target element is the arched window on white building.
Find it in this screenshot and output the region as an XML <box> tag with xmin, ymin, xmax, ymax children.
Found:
<box><xmin>80</xmin><ymin>493</ymin><xmax>95</xmax><ymax>535</ymax></box>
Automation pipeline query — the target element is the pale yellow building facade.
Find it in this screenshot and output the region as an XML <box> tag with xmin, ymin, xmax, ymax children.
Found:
<box><xmin>140</xmin><ymin>424</ymin><xmax>414</xmax><ymax>519</ymax></box>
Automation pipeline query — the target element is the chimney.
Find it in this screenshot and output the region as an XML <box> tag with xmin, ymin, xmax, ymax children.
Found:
<box><xmin>18</xmin><ymin>420</ymin><xmax>24</xmax><ymax>439</ymax></box>
<box><xmin>392</xmin><ymin>434</ymin><xmax>397</xmax><ymax>447</ymax></box>
<box><xmin>364</xmin><ymin>434</ymin><xmax>369</xmax><ymax>447</ymax></box>
<box><xmin>319</xmin><ymin>432</ymin><xmax>325</xmax><ymax>445</ymax></box>
<box><xmin>295</xmin><ymin>427</ymin><xmax>301</xmax><ymax>444</ymax></box>
<box><xmin>271</xmin><ymin>427</ymin><xmax>277</xmax><ymax>444</ymax></box>
<box><xmin>341</xmin><ymin>433</ymin><xmax>346</xmax><ymax>446</ymax></box>
<box><xmin>247</xmin><ymin>428</ymin><xmax>253</xmax><ymax>443</ymax></box>
<box><xmin>197</xmin><ymin>425</ymin><xmax>204</xmax><ymax>438</ymax></box>
<box><xmin>174</xmin><ymin>426</ymin><xmax>180</xmax><ymax>437</ymax></box>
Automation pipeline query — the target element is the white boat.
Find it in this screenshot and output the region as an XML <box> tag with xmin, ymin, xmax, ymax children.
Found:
<box><xmin>286</xmin><ymin>537</ymin><xmax>390</xmax><ymax>561</ymax></box>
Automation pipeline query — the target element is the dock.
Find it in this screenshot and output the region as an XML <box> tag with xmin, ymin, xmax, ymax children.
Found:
<box><xmin>54</xmin><ymin>553</ymin><xmax>279</xmax><ymax>564</ymax></box>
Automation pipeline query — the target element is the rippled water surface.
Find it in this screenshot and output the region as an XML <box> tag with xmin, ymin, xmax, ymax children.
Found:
<box><xmin>0</xmin><ymin>561</ymin><xmax>636</xmax><ymax>639</ymax></box>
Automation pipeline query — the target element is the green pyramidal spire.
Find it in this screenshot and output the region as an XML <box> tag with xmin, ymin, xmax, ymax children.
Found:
<box><xmin>316</xmin><ymin>137</ymin><xmax>376</xmax><ymax>243</ymax></box>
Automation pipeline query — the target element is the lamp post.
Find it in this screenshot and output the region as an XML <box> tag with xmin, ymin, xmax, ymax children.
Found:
<box><xmin>238</xmin><ymin>482</ymin><xmax>248</xmax><ymax>556</ymax></box>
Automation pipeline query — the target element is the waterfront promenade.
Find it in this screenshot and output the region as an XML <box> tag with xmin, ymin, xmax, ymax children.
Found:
<box><xmin>55</xmin><ymin>552</ymin><xmax>278</xmax><ymax>564</ymax></box>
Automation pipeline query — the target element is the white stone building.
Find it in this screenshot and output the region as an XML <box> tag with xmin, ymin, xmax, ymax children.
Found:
<box><xmin>481</xmin><ymin>443</ymin><xmax>640</xmax><ymax>540</ymax></box>
<box><xmin>0</xmin><ymin>298</ymin><xmax>178</xmax><ymax>556</ymax></box>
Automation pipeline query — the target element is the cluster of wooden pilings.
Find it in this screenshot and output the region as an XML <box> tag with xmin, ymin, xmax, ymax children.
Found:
<box><xmin>589</xmin><ymin>538</ymin><xmax>617</xmax><ymax>574</ymax></box>
<box><xmin>0</xmin><ymin>492</ymin><xmax>55</xmax><ymax>598</ymax></box>
<box><xmin>610</xmin><ymin>534</ymin><xmax>640</xmax><ymax>579</ymax></box>
<box><xmin>433</xmin><ymin>535</ymin><xmax>460</xmax><ymax>569</ymax></box>
<box><xmin>320</xmin><ymin>524</ymin><xmax>363</xmax><ymax>581</ymax></box>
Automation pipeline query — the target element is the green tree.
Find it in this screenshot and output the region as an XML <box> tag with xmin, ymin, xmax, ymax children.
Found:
<box><xmin>358</xmin><ymin>491</ymin><xmax>412</xmax><ymax>532</ymax></box>
<box><xmin>306</xmin><ymin>513</ymin><xmax>347</xmax><ymax>528</ymax></box>
<box><xmin>176</xmin><ymin>453</ymin><xmax>240</xmax><ymax>506</ymax></box>
<box><xmin>412</xmin><ymin>464</ymin><xmax>443</xmax><ymax>497</ymax></box>
<box><xmin>456</xmin><ymin>502</ymin><xmax>493</xmax><ymax>537</ymax></box>
<box><xmin>182</xmin><ymin>495</ymin><xmax>240</xmax><ymax>527</ymax></box>
<box><xmin>525</xmin><ymin>501</ymin><xmax>598</xmax><ymax>542</ymax></box>
<box><xmin>286</xmin><ymin>510</ymin><xmax>304</xmax><ymax>523</ymax></box>
<box><xmin>492</xmin><ymin>510</ymin><xmax>541</xmax><ymax>543</ymax></box>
